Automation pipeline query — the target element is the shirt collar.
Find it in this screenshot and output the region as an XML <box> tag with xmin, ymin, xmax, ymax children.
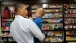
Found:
<box><xmin>15</xmin><ymin>15</ymin><xmax>24</xmax><ymax>19</ymax></box>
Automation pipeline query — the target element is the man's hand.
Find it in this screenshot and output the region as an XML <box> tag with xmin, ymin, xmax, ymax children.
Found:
<box><xmin>40</xmin><ymin>38</ymin><xmax>45</xmax><ymax>42</ymax></box>
<box><xmin>40</xmin><ymin>34</ymin><xmax>45</xmax><ymax>42</ymax></box>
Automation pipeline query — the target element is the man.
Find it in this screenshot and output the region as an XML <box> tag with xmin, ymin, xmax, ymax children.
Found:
<box><xmin>10</xmin><ymin>3</ymin><xmax>45</xmax><ymax>43</ymax></box>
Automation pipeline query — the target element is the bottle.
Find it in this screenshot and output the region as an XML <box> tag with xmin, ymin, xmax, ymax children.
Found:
<box><xmin>74</xmin><ymin>19</ymin><xmax>76</xmax><ymax>24</ymax></box>
<box><xmin>54</xmin><ymin>24</ymin><xmax>58</xmax><ymax>30</ymax></box>
<box><xmin>72</xmin><ymin>19</ymin><xmax>74</xmax><ymax>24</ymax></box>
<box><xmin>49</xmin><ymin>25</ymin><xmax>52</xmax><ymax>30</ymax></box>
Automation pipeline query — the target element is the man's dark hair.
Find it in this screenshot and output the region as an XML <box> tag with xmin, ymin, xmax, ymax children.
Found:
<box><xmin>15</xmin><ymin>3</ymin><xmax>25</xmax><ymax>12</ymax></box>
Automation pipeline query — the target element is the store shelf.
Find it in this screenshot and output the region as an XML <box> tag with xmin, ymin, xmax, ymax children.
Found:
<box><xmin>43</xmin><ymin>22</ymin><xmax>63</xmax><ymax>24</ymax></box>
<box><xmin>32</xmin><ymin>8</ymin><xmax>61</xmax><ymax>10</ymax></box>
<box><xmin>1</xmin><ymin>17</ymin><xmax>15</xmax><ymax>18</ymax></box>
<box><xmin>66</xmin><ymin>29</ymin><xmax>76</xmax><ymax>31</ymax></box>
<box><xmin>32</xmin><ymin>12</ymin><xmax>62</xmax><ymax>13</ymax></box>
<box><xmin>8</xmin><ymin>41</ymin><xmax>16</xmax><ymax>43</ymax></box>
<box><xmin>2</xmin><ymin>31</ymin><xmax>10</xmax><ymax>32</ymax></box>
<box><xmin>2</xmin><ymin>37</ymin><xmax>13</xmax><ymax>38</ymax></box>
<box><xmin>43</xmin><ymin>17</ymin><xmax>63</xmax><ymax>19</ymax></box>
<box><xmin>42</xmin><ymin>30</ymin><xmax>64</xmax><ymax>31</ymax></box>
<box><xmin>42</xmin><ymin>41</ymin><xmax>64</xmax><ymax>43</ymax></box>
<box><xmin>45</xmin><ymin>12</ymin><xmax>62</xmax><ymax>13</ymax></box>
<box><xmin>66</xmin><ymin>34</ymin><xmax>76</xmax><ymax>36</ymax></box>
<box><xmin>64</xmin><ymin>13</ymin><xmax>76</xmax><ymax>14</ymax></box>
<box><xmin>66</xmin><ymin>40</ymin><xmax>76</xmax><ymax>42</ymax></box>
<box><xmin>64</xmin><ymin>23</ymin><xmax>76</xmax><ymax>25</ymax></box>
<box><xmin>68</xmin><ymin>8</ymin><xmax>76</xmax><ymax>9</ymax></box>
<box><xmin>46</xmin><ymin>36</ymin><xmax>63</xmax><ymax>37</ymax></box>
<box><xmin>1</xmin><ymin>26</ymin><xmax>10</xmax><ymax>27</ymax></box>
<box><xmin>44</xmin><ymin>8</ymin><xmax>61</xmax><ymax>9</ymax></box>
<box><xmin>1</xmin><ymin>21</ymin><xmax>13</xmax><ymax>22</ymax></box>
<box><xmin>64</xmin><ymin>17</ymin><xmax>76</xmax><ymax>18</ymax></box>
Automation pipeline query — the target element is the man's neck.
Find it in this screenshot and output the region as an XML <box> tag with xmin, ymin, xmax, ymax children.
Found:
<box><xmin>16</xmin><ymin>13</ymin><xmax>27</xmax><ymax>18</ymax></box>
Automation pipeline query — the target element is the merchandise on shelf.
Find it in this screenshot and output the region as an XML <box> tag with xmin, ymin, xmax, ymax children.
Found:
<box><xmin>2</xmin><ymin>32</ymin><xmax>9</xmax><ymax>37</ymax></box>
<box><xmin>42</xmin><ymin>13</ymin><xmax>63</xmax><ymax>18</ymax></box>
<box><xmin>43</xmin><ymin>31</ymin><xmax>63</xmax><ymax>37</ymax></box>
<box><xmin>49</xmin><ymin>4</ymin><xmax>62</xmax><ymax>8</ymax></box>
<box><xmin>68</xmin><ymin>42</ymin><xmax>76</xmax><ymax>43</ymax></box>
<box><xmin>4</xmin><ymin>26</ymin><xmax>10</xmax><ymax>31</ymax></box>
<box><xmin>3</xmin><ymin>38</ymin><xmax>7</xmax><ymax>41</ymax></box>
<box><xmin>2</xmin><ymin>22</ymin><xmax>11</xmax><ymax>27</ymax></box>
<box><xmin>8</xmin><ymin>38</ymin><xmax>13</xmax><ymax>42</ymax></box>
<box><xmin>66</xmin><ymin>31</ymin><xmax>76</xmax><ymax>35</ymax></box>
<box><xmin>2</xmin><ymin>32</ymin><xmax>12</xmax><ymax>37</ymax></box>
<box><xmin>43</xmin><ymin>19</ymin><xmax>63</xmax><ymax>23</ymax></box>
<box><xmin>45</xmin><ymin>37</ymin><xmax>63</xmax><ymax>42</ymax></box>
<box><xmin>2</xmin><ymin>18</ymin><xmax>14</xmax><ymax>22</ymax></box>
<box><xmin>42</xmin><ymin>24</ymin><xmax>63</xmax><ymax>30</ymax></box>
<box><xmin>3</xmin><ymin>6</ymin><xmax>11</xmax><ymax>17</ymax></box>
<box><xmin>66</xmin><ymin>36</ymin><xmax>76</xmax><ymax>41</ymax></box>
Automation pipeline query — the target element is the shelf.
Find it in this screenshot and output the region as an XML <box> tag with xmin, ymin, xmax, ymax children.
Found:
<box><xmin>64</xmin><ymin>23</ymin><xmax>76</xmax><ymax>25</ymax></box>
<box><xmin>42</xmin><ymin>30</ymin><xmax>64</xmax><ymax>31</ymax></box>
<box><xmin>66</xmin><ymin>34</ymin><xmax>76</xmax><ymax>36</ymax></box>
<box><xmin>43</xmin><ymin>17</ymin><xmax>63</xmax><ymax>19</ymax></box>
<box><xmin>66</xmin><ymin>40</ymin><xmax>76</xmax><ymax>42</ymax></box>
<box><xmin>64</xmin><ymin>17</ymin><xmax>76</xmax><ymax>18</ymax></box>
<box><xmin>42</xmin><ymin>41</ymin><xmax>63</xmax><ymax>43</ymax></box>
<box><xmin>1</xmin><ymin>26</ymin><xmax>10</xmax><ymax>27</ymax></box>
<box><xmin>66</xmin><ymin>29</ymin><xmax>76</xmax><ymax>31</ymax></box>
<box><xmin>2</xmin><ymin>21</ymin><xmax>13</xmax><ymax>22</ymax></box>
<box><xmin>1</xmin><ymin>17</ymin><xmax>15</xmax><ymax>18</ymax></box>
<box><xmin>2</xmin><ymin>37</ymin><xmax>13</xmax><ymax>38</ymax></box>
<box><xmin>32</xmin><ymin>8</ymin><xmax>61</xmax><ymax>10</ymax></box>
<box><xmin>68</xmin><ymin>8</ymin><xmax>76</xmax><ymax>9</ymax></box>
<box><xmin>64</xmin><ymin>13</ymin><xmax>76</xmax><ymax>14</ymax></box>
<box><xmin>2</xmin><ymin>31</ymin><xmax>10</xmax><ymax>32</ymax></box>
<box><xmin>43</xmin><ymin>22</ymin><xmax>63</xmax><ymax>24</ymax></box>
<box><xmin>45</xmin><ymin>12</ymin><xmax>62</xmax><ymax>13</ymax></box>
<box><xmin>8</xmin><ymin>41</ymin><xmax>17</xmax><ymax>43</ymax></box>
<box><xmin>46</xmin><ymin>36</ymin><xmax>63</xmax><ymax>37</ymax></box>
<box><xmin>32</xmin><ymin>12</ymin><xmax>62</xmax><ymax>13</ymax></box>
<box><xmin>44</xmin><ymin>8</ymin><xmax>61</xmax><ymax>9</ymax></box>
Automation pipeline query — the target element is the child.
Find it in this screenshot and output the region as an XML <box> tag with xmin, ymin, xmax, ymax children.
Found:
<box><xmin>32</xmin><ymin>8</ymin><xmax>45</xmax><ymax>29</ymax></box>
<box><xmin>31</xmin><ymin>8</ymin><xmax>45</xmax><ymax>43</ymax></box>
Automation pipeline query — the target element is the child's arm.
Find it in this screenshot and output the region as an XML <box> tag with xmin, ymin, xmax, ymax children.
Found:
<box><xmin>33</xmin><ymin>18</ymin><xmax>43</xmax><ymax>28</ymax></box>
<box><xmin>29</xmin><ymin>15</ymin><xmax>36</xmax><ymax>20</ymax></box>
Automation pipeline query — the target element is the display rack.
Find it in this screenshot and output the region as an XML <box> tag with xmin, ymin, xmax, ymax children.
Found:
<box><xmin>1</xmin><ymin>4</ymin><xmax>16</xmax><ymax>43</ymax></box>
<box><xmin>64</xmin><ymin>4</ymin><xmax>76</xmax><ymax>43</ymax></box>
<box><xmin>31</xmin><ymin>4</ymin><xmax>64</xmax><ymax>43</ymax></box>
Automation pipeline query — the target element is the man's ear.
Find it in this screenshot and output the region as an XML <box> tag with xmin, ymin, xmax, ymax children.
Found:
<box><xmin>18</xmin><ymin>7</ymin><xmax>21</xmax><ymax>12</ymax></box>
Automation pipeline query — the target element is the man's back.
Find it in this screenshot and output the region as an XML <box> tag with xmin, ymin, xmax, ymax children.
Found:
<box><xmin>10</xmin><ymin>15</ymin><xmax>45</xmax><ymax>43</ymax></box>
<box><xmin>10</xmin><ymin>15</ymin><xmax>34</xmax><ymax>43</ymax></box>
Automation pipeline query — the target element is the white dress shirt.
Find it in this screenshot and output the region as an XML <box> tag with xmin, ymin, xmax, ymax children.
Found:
<box><xmin>10</xmin><ymin>15</ymin><xmax>45</xmax><ymax>43</ymax></box>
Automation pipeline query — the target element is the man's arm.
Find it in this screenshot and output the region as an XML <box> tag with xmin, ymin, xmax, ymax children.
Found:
<box><xmin>28</xmin><ymin>19</ymin><xmax>45</xmax><ymax>41</ymax></box>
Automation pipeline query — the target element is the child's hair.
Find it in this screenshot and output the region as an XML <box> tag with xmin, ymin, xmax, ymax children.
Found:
<box><xmin>36</xmin><ymin>8</ymin><xmax>45</xmax><ymax>16</ymax></box>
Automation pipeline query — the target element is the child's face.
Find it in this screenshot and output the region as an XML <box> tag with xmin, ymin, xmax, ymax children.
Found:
<box><xmin>34</xmin><ymin>9</ymin><xmax>42</xmax><ymax>17</ymax></box>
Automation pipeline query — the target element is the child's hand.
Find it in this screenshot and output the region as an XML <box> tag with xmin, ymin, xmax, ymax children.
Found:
<box><xmin>29</xmin><ymin>17</ymin><xmax>33</xmax><ymax>20</ymax></box>
<box><xmin>32</xmin><ymin>15</ymin><xmax>36</xmax><ymax>18</ymax></box>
